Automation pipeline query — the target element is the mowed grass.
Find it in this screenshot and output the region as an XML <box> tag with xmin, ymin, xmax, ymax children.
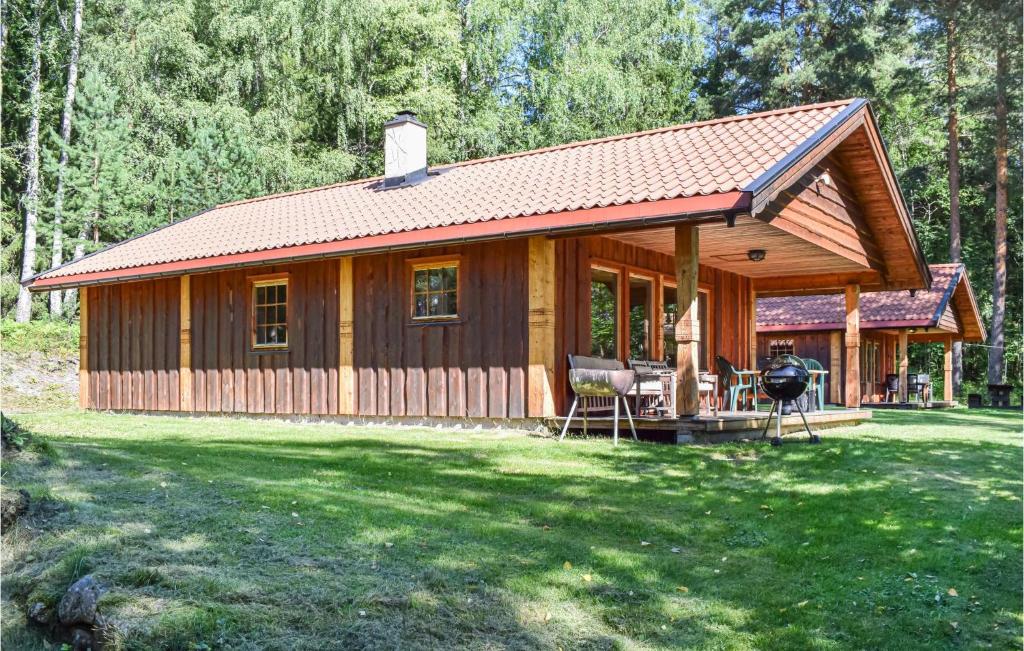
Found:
<box><xmin>1</xmin><ymin>409</ymin><xmax>1021</xmax><ymax>650</ymax></box>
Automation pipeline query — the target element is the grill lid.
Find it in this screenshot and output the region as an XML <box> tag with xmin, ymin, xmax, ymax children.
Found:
<box><xmin>760</xmin><ymin>355</ymin><xmax>810</xmax><ymax>401</ymax></box>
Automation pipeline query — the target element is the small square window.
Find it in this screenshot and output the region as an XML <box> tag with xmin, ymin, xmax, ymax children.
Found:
<box><xmin>252</xmin><ymin>277</ymin><xmax>288</xmax><ymax>349</ymax></box>
<box><xmin>769</xmin><ymin>338</ymin><xmax>794</xmax><ymax>358</ymax></box>
<box><xmin>411</xmin><ymin>261</ymin><xmax>459</xmax><ymax>320</ymax></box>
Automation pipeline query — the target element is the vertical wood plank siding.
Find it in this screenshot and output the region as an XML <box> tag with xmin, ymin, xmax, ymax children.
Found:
<box><xmin>554</xmin><ymin>235</ymin><xmax>754</xmax><ymax>415</ymax></box>
<box><xmin>352</xmin><ymin>241</ymin><xmax>530</xmax><ymax>419</ymax></box>
<box><xmin>85</xmin><ymin>278</ymin><xmax>180</xmax><ymax>410</ymax></box>
<box><xmin>189</xmin><ymin>259</ymin><xmax>340</xmax><ymax>415</ymax></box>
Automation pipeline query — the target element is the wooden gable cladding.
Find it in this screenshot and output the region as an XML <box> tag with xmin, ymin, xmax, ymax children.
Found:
<box><xmin>84</xmin><ymin>277</ymin><xmax>180</xmax><ymax>411</ymax></box>
<box><xmin>829</xmin><ymin>125</ymin><xmax>926</xmax><ymax>289</ymax></box>
<box><xmin>351</xmin><ymin>240</ymin><xmax>529</xmax><ymax>419</ymax></box>
<box><xmin>759</xmin><ymin>156</ymin><xmax>885</xmax><ymax>272</ymax></box>
<box><xmin>553</xmin><ymin>235</ymin><xmax>753</xmax><ymax>415</ymax></box>
<box><xmin>188</xmin><ymin>259</ymin><xmax>340</xmax><ymax>415</ymax></box>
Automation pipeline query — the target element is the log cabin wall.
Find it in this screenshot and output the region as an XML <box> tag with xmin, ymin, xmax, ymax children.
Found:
<box><xmin>352</xmin><ymin>240</ymin><xmax>529</xmax><ymax>419</ymax></box>
<box><xmin>189</xmin><ymin>259</ymin><xmax>340</xmax><ymax>415</ymax></box>
<box><xmin>84</xmin><ymin>278</ymin><xmax>181</xmax><ymax>410</ymax></box>
<box><xmin>555</xmin><ymin>235</ymin><xmax>754</xmax><ymax>415</ymax></box>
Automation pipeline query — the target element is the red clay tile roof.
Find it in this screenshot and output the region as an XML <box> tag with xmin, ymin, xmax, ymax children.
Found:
<box><xmin>33</xmin><ymin>100</ymin><xmax>856</xmax><ymax>283</ymax></box>
<box><xmin>757</xmin><ymin>264</ymin><xmax>963</xmax><ymax>329</ymax></box>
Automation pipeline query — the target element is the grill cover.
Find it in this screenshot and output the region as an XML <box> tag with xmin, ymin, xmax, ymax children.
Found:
<box><xmin>569</xmin><ymin>369</ymin><xmax>636</xmax><ymax>397</ymax></box>
<box><xmin>760</xmin><ymin>355</ymin><xmax>810</xmax><ymax>401</ymax></box>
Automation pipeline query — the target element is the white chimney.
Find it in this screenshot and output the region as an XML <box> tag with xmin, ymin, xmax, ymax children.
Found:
<box><xmin>384</xmin><ymin>111</ymin><xmax>427</xmax><ymax>187</ymax></box>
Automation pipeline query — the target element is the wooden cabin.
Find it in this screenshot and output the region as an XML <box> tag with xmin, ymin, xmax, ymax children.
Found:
<box><xmin>757</xmin><ymin>263</ymin><xmax>985</xmax><ymax>404</ymax></box>
<box><xmin>27</xmin><ymin>99</ymin><xmax>932</xmax><ymax>422</ymax></box>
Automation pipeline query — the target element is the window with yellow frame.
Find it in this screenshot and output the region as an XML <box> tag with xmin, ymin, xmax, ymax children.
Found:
<box><xmin>411</xmin><ymin>258</ymin><xmax>460</xmax><ymax>320</ymax></box>
<box><xmin>251</xmin><ymin>274</ymin><xmax>289</xmax><ymax>349</ymax></box>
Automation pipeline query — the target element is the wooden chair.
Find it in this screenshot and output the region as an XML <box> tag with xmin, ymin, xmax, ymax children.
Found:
<box><xmin>909</xmin><ymin>373</ymin><xmax>931</xmax><ymax>403</ymax></box>
<box><xmin>802</xmin><ymin>357</ymin><xmax>826</xmax><ymax>411</ymax></box>
<box><xmin>715</xmin><ymin>355</ymin><xmax>757</xmax><ymax>412</ymax></box>
<box><xmin>628</xmin><ymin>359</ymin><xmax>674</xmax><ymax>417</ymax></box>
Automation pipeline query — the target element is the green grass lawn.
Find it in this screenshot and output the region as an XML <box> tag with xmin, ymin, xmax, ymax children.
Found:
<box><xmin>1</xmin><ymin>409</ymin><xmax>1021</xmax><ymax>650</ymax></box>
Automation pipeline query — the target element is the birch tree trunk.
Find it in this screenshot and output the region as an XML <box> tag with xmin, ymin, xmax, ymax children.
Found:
<box><xmin>944</xmin><ymin>3</ymin><xmax>963</xmax><ymax>394</ymax></box>
<box><xmin>14</xmin><ymin>0</ymin><xmax>43</xmax><ymax>323</ymax></box>
<box><xmin>987</xmin><ymin>34</ymin><xmax>1008</xmax><ymax>384</ymax></box>
<box><xmin>49</xmin><ymin>0</ymin><xmax>84</xmax><ymax>317</ymax></box>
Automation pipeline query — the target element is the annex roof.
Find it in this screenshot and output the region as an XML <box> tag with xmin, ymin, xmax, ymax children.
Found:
<box><xmin>757</xmin><ymin>264</ymin><xmax>985</xmax><ymax>341</ymax></box>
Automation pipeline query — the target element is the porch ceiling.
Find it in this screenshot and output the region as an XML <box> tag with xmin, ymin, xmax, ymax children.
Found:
<box><xmin>607</xmin><ymin>216</ymin><xmax>869</xmax><ymax>279</ymax></box>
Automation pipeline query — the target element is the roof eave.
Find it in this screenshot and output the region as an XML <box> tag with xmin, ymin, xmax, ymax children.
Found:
<box><xmin>29</xmin><ymin>191</ymin><xmax>751</xmax><ymax>291</ymax></box>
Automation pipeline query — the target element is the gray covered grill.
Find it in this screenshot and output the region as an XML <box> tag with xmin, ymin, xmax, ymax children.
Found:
<box><xmin>559</xmin><ymin>355</ymin><xmax>637</xmax><ymax>445</ymax></box>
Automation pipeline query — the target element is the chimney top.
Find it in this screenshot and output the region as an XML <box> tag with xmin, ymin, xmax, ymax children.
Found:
<box><xmin>384</xmin><ymin>111</ymin><xmax>426</xmax><ymax>129</ymax></box>
<box><xmin>383</xmin><ymin>111</ymin><xmax>428</xmax><ymax>188</ymax></box>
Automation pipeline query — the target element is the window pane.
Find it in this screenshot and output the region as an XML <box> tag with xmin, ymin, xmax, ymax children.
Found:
<box><xmin>428</xmin><ymin>269</ymin><xmax>442</xmax><ymax>291</ymax></box>
<box><xmin>428</xmin><ymin>294</ymin><xmax>441</xmax><ymax>314</ymax></box>
<box><xmin>277</xmin><ymin>284</ymin><xmax>286</xmax><ymax>303</ymax></box>
<box><xmin>415</xmin><ymin>270</ymin><xmax>427</xmax><ymax>292</ymax></box>
<box><xmin>629</xmin><ymin>276</ymin><xmax>652</xmax><ymax>360</ymax></box>
<box><xmin>442</xmin><ymin>266</ymin><xmax>457</xmax><ymax>291</ymax></box>
<box><xmin>275</xmin><ymin>305</ymin><xmax>286</xmax><ymax>325</ymax></box>
<box><xmin>255</xmin><ymin>306</ymin><xmax>267</xmax><ymax>326</ymax></box>
<box><xmin>414</xmin><ymin>295</ymin><xmax>427</xmax><ymax>317</ymax></box>
<box><xmin>662</xmin><ymin>285</ymin><xmax>677</xmax><ymax>366</ymax></box>
<box><xmin>590</xmin><ymin>268</ymin><xmax>618</xmax><ymax>359</ymax></box>
<box><xmin>256</xmin><ymin>285</ymin><xmax>266</xmax><ymax>304</ymax></box>
<box><xmin>444</xmin><ymin>291</ymin><xmax>457</xmax><ymax>315</ymax></box>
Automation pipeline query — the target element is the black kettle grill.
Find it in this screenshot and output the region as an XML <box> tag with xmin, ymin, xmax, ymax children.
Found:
<box><xmin>759</xmin><ymin>355</ymin><xmax>820</xmax><ymax>446</ymax></box>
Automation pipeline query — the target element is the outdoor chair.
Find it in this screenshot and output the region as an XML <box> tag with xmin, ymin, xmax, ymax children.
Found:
<box><xmin>715</xmin><ymin>355</ymin><xmax>758</xmax><ymax>412</ymax></box>
<box><xmin>627</xmin><ymin>359</ymin><xmax>675</xmax><ymax>417</ymax></box>
<box><xmin>908</xmin><ymin>373</ymin><xmax>931</xmax><ymax>403</ymax></box>
<box><xmin>801</xmin><ymin>357</ymin><xmax>827</xmax><ymax>411</ymax></box>
<box><xmin>884</xmin><ymin>374</ymin><xmax>900</xmax><ymax>402</ymax></box>
<box><xmin>626</xmin><ymin>359</ymin><xmax>718</xmax><ymax>417</ymax></box>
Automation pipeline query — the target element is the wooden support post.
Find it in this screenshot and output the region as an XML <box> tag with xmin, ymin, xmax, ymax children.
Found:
<box><xmin>675</xmin><ymin>224</ymin><xmax>700</xmax><ymax>416</ymax></box>
<box><xmin>943</xmin><ymin>336</ymin><xmax>953</xmax><ymax>402</ymax></box>
<box><xmin>78</xmin><ymin>286</ymin><xmax>89</xmax><ymax>409</ymax></box>
<box><xmin>829</xmin><ymin>331</ymin><xmax>842</xmax><ymax>404</ymax></box>
<box><xmin>338</xmin><ymin>257</ymin><xmax>355</xmax><ymax>414</ymax></box>
<box><xmin>179</xmin><ymin>275</ymin><xmax>192</xmax><ymax>411</ymax></box>
<box><xmin>527</xmin><ymin>237</ymin><xmax>556</xmax><ymax>417</ymax></box>
<box><xmin>748</xmin><ymin>289</ymin><xmax>758</xmax><ymax>370</ymax></box>
<box><xmin>898</xmin><ymin>330</ymin><xmax>909</xmax><ymax>403</ymax></box>
<box><xmin>844</xmin><ymin>284</ymin><xmax>861</xmax><ymax>408</ymax></box>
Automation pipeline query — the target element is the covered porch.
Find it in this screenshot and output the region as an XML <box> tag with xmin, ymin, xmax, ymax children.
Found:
<box><xmin>535</xmin><ymin>127</ymin><xmax>926</xmax><ymax>439</ymax></box>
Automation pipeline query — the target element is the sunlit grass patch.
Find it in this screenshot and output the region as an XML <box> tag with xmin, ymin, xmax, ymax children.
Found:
<box><xmin>1</xmin><ymin>408</ymin><xmax>1021</xmax><ymax>649</ymax></box>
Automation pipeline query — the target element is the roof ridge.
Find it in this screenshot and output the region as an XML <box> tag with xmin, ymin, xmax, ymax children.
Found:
<box><xmin>213</xmin><ymin>99</ymin><xmax>857</xmax><ymax>212</ymax></box>
<box><xmin>445</xmin><ymin>99</ymin><xmax>857</xmax><ymax>170</ymax></box>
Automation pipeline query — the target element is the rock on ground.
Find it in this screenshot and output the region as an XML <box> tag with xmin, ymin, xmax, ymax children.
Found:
<box><xmin>58</xmin><ymin>575</ymin><xmax>105</xmax><ymax>626</ymax></box>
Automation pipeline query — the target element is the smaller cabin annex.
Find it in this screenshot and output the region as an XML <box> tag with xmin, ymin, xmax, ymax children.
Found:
<box><xmin>756</xmin><ymin>264</ymin><xmax>985</xmax><ymax>404</ymax></box>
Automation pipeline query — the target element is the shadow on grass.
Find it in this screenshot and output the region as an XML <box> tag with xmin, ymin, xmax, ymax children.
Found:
<box><xmin>3</xmin><ymin>410</ymin><xmax>1022</xmax><ymax>649</ymax></box>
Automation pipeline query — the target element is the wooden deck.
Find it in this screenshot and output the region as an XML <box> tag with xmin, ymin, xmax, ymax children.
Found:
<box><xmin>547</xmin><ymin>408</ymin><xmax>872</xmax><ymax>444</ymax></box>
<box><xmin>862</xmin><ymin>401</ymin><xmax>958</xmax><ymax>410</ymax></box>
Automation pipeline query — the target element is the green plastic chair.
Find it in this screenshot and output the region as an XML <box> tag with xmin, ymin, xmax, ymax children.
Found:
<box><xmin>802</xmin><ymin>358</ymin><xmax>826</xmax><ymax>411</ymax></box>
<box><xmin>715</xmin><ymin>355</ymin><xmax>756</xmax><ymax>411</ymax></box>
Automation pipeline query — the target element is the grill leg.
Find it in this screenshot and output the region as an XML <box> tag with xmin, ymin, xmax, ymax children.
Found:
<box><xmin>771</xmin><ymin>402</ymin><xmax>783</xmax><ymax>446</ymax></box>
<box><xmin>793</xmin><ymin>399</ymin><xmax>820</xmax><ymax>443</ymax></box>
<box><xmin>612</xmin><ymin>397</ymin><xmax>620</xmax><ymax>446</ymax></box>
<box><xmin>559</xmin><ymin>396</ymin><xmax>579</xmax><ymax>442</ymax></box>
<box><xmin>621</xmin><ymin>395</ymin><xmax>638</xmax><ymax>441</ymax></box>
<box><xmin>760</xmin><ymin>400</ymin><xmax>777</xmax><ymax>440</ymax></box>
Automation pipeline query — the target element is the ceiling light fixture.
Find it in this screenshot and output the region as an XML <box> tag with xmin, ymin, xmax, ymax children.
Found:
<box><xmin>747</xmin><ymin>249</ymin><xmax>766</xmax><ymax>262</ymax></box>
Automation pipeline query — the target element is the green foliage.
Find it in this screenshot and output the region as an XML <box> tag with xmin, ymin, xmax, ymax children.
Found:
<box><xmin>0</xmin><ymin>318</ymin><xmax>79</xmax><ymax>356</ymax></box>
